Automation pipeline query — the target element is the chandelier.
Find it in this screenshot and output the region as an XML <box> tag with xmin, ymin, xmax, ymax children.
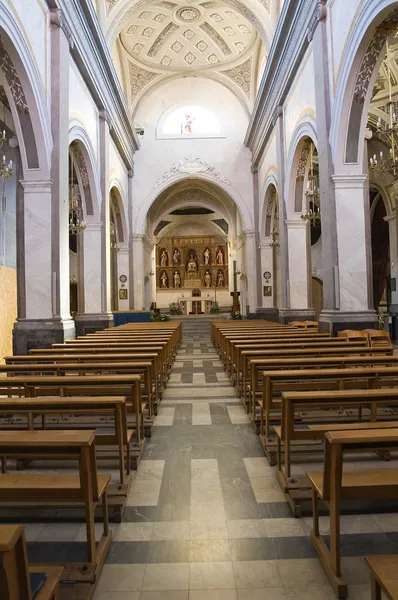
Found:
<box><xmin>0</xmin><ymin>125</ymin><xmax>12</xmax><ymax>181</ymax></box>
<box><xmin>110</xmin><ymin>224</ymin><xmax>120</xmax><ymax>253</ymax></box>
<box><xmin>269</xmin><ymin>228</ymin><xmax>280</xmax><ymax>248</ymax></box>
<box><xmin>301</xmin><ymin>142</ymin><xmax>321</xmax><ymax>226</ymax></box>
<box><xmin>69</xmin><ymin>159</ymin><xmax>86</xmax><ymax>235</ymax></box>
<box><xmin>369</xmin><ymin>37</ymin><xmax>398</xmax><ymax>177</ymax></box>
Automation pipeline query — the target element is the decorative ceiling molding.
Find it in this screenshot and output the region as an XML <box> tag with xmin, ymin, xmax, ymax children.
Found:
<box><xmin>220</xmin><ymin>57</ymin><xmax>251</xmax><ymax>97</ymax></box>
<box><xmin>106</xmin><ymin>0</ymin><xmax>120</xmax><ymax>15</ymax></box>
<box><xmin>128</xmin><ymin>60</ymin><xmax>161</xmax><ymax>101</ymax></box>
<box><xmin>153</xmin><ymin>155</ymin><xmax>231</xmax><ymax>189</ymax></box>
<box><xmin>0</xmin><ymin>37</ymin><xmax>29</xmax><ymax>114</ymax></box>
<box><xmin>354</xmin><ymin>7</ymin><xmax>398</xmax><ymax>103</ymax></box>
<box><xmin>296</xmin><ymin>140</ymin><xmax>311</xmax><ymax>180</ymax></box>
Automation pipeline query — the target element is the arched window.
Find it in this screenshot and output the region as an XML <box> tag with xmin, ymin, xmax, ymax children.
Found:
<box><xmin>158</xmin><ymin>104</ymin><xmax>223</xmax><ymax>139</ymax></box>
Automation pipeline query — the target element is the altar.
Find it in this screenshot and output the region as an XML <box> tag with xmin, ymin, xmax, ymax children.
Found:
<box><xmin>178</xmin><ymin>296</ymin><xmax>214</xmax><ymax>315</ymax></box>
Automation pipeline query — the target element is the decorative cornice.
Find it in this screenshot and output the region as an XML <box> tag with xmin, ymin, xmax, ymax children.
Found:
<box><xmin>99</xmin><ymin>108</ymin><xmax>113</xmax><ymax>131</ymax></box>
<box><xmin>245</xmin><ymin>0</ymin><xmax>315</xmax><ymax>166</ymax></box>
<box><xmin>153</xmin><ymin>155</ymin><xmax>231</xmax><ymax>189</ymax></box>
<box><xmin>20</xmin><ymin>179</ymin><xmax>54</xmax><ymax>192</ymax></box>
<box><xmin>307</xmin><ymin>1</ymin><xmax>327</xmax><ymax>43</ymax></box>
<box><xmin>272</xmin><ymin>105</ymin><xmax>283</xmax><ymax>127</ymax></box>
<box><xmin>50</xmin><ymin>9</ymin><xmax>75</xmax><ymax>48</ymax></box>
<box><xmin>332</xmin><ymin>174</ymin><xmax>368</xmax><ymax>188</ymax></box>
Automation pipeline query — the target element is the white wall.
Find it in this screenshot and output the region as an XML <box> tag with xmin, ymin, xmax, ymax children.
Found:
<box><xmin>69</xmin><ymin>58</ymin><xmax>99</xmax><ymax>162</ymax></box>
<box><xmin>132</xmin><ymin>76</ymin><xmax>254</xmax><ymax>233</ymax></box>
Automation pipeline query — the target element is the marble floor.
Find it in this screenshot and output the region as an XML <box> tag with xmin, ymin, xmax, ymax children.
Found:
<box><xmin>6</xmin><ymin>319</ymin><xmax>398</xmax><ymax>599</ymax></box>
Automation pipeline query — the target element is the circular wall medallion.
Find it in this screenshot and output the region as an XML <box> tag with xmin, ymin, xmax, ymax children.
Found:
<box><xmin>119</xmin><ymin>274</ymin><xmax>128</xmax><ymax>283</ymax></box>
<box><xmin>263</xmin><ymin>271</ymin><xmax>271</xmax><ymax>280</ymax></box>
<box><xmin>175</xmin><ymin>6</ymin><xmax>201</xmax><ymax>23</ymax></box>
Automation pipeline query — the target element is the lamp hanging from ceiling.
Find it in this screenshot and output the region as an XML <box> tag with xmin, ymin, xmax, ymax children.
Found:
<box><xmin>69</xmin><ymin>154</ymin><xmax>86</xmax><ymax>235</ymax></box>
<box><xmin>369</xmin><ymin>36</ymin><xmax>398</xmax><ymax>177</ymax></box>
<box><xmin>301</xmin><ymin>141</ymin><xmax>321</xmax><ymax>226</ymax></box>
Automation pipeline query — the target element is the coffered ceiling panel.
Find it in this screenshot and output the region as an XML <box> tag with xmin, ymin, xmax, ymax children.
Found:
<box><xmin>120</xmin><ymin>0</ymin><xmax>257</xmax><ymax>71</ymax></box>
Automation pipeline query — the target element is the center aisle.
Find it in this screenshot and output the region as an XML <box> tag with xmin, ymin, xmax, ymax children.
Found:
<box><xmin>95</xmin><ymin>318</ymin><xmax>388</xmax><ymax>600</ymax></box>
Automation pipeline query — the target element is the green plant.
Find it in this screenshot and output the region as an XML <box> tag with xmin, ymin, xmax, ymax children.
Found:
<box><xmin>210</xmin><ymin>302</ymin><xmax>220</xmax><ymax>314</ymax></box>
<box><xmin>150</xmin><ymin>311</ymin><xmax>170</xmax><ymax>322</ymax></box>
<box><xmin>169</xmin><ymin>302</ymin><xmax>183</xmax><ymax>315</ymax></box>
<box><xmin>231</xmin><ymin>311</ymin><xmax>242</xmax><ymax>320</ymax></box>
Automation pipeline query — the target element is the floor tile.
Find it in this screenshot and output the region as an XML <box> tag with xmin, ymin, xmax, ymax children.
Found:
<box><xmin>237</xmin><ymin>590</ymin><xmax>287</xmax><ymax>600</ymax></box>
<box><xmin>190</xmin><ymin>521</ymin><xmax>229</xmax><ymax>540</ymax></box>
<box><xmin>189</xmin><ymin>539</ymin><xmax>231</xmax><ymax>562</ymax></box>
<box><xmin>94</xmin><ymin>593</ymin><xmax>140</xmax><ymax>600</ymax></box>
<box><xmin>190</xmin><ymin>591</ymin><xmax>238</xmax><ymax>600</ymax></box>
<box><xmin>263</xmin><ymin>518</ymin><xmax>306</xmax><ymax>538</ymax></box>
<box><xmin>189</xmin><ymin>561</ymin><xmax>236</xmax><ymax>590</ymax></box>
<box><xmin>152</xmin><ymin>521</ymin><xmax>191</xmax><ymax>541</ymax></box>
<box><xmin>36</xmin><ymin>523</ymin><xmax>81</xmax><ymax>542</ymax></box>
<box><xmin>142</xmin><ymin>563</ymin><xmax>190</xmax><ymax>590</ymax></box>
<box><xmin>141</xmin><ymin>592</ymin><xmax>189</xmax><ymax>600</ymax></box>
<box><xmin>227</xmin><ymin>519</ymin><xmax>268</xmax><ymax>539</ymax></box>
<box><xmin>113</xmin><ymin>523</ymin><xmax>154</xmax><ymax>542</ymax></box>
<box><xmin>233</xmin><ymin>560</ymin><xmax>281</xmax><ymax>588</ymax></box>
<box><xmin>95</xmin><ymin>564</ymin><xmax>146</xmax><ymax>592</ymax></box>
<box><xmin>276</xmin><ymin>559</ymin><xmax>330</xmax><ymax>589</ymax></box>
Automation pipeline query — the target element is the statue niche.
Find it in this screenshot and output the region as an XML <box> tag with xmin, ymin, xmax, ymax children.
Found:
<box><xmin>215</xmin><ymin>247</ymin><xmax>224</xmax><ymax>266</ymax></box>
<box><xmin>160</xmin><ymin>271</ymin><xmax>169</xmax><ymax>288</ymax></box>
<box><xmin>185</xmin><ymin>251</ymin><xmax>199</xmax><ymax>280</ymax></box>
<box><xmin>203</xmin><ymin>247</ymin><xmax>211</xmax><ymax>266</ymax></box>
<box><xmin>160</xmin><ymin>248</ymin><xmax>168</xmax><ymax>268</ymax></box>
<box><xmin>204</xmin><ymin>270</ymin><xmax>212</xmax><ymax>288</ymax></box>
<box><xmin>173</xmin><ymin>270</ymin><xmax>181</xmax><ymax>288</ymax></box>
<box><xmin>172</xmin><ymin>248</ymin><xmax>181</xmax><ymax>266</ymax></box>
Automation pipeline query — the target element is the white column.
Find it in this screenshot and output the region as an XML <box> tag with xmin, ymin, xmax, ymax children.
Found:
<box><xmin>21</xmin><ymin>180</ymin><xmax>53</xmax><ymax>319</ymax></box>
<box><xmin>333</xmin><ymin>175</ymin><xmax>372</xmax><ymax>312</ymax></box>
<box><xmin>244</xmin><ymin>230</ymin><xmax>257</xmax><ymax>314</ymax></box>
<box><xmin>259</xmin><ymin>242</ymin><xmax>274</xmax><ymax>309</ymax></box>
<box><xmin>117</xmin><ymin>248</ymin><xmax>129</xmax><ymax>311</ymax></box>
<box><xmin>82</xmin><ymin>224</ymin><xmax>102</xmax><ymax>314</ymax></box>
<box><xmin>385</xmin><ymin>213</ymin><xmax>398</xmax><ymax>307</ymax></box>
<box><xmin>286</xmin><ymin>220</ymin><xmax>311</xmax><ymax>310</ymax></box>
<box><xmin>132</xmin><ymin>234</ymin><xmax>145</xmax><ymax>309</ymax></box>
<box><xmin>99</xmin><ymin>110</ymin><xmax>111</xmax><ymax>314</ymax></box>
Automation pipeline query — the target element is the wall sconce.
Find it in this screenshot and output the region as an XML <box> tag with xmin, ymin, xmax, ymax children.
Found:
<box><xmin>149</xmin><ymin>270</ymin><xmax>154</xmax><ymax>276</ymax></box>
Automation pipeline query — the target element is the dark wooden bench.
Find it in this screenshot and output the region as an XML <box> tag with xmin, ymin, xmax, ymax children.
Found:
<box><xmin>0</xmin><ymin>430</ymin><xmax>112</xmax><ymax>585</ymax></box>
<box><xmin>308</xmin><ymin>429</ymin><xmax>398</xmax><ymax>598</ymax></box>
<box><xmin>364</xmin><ymin>555</ymin><xmax>398</xmax><ymax>600</ymax></box>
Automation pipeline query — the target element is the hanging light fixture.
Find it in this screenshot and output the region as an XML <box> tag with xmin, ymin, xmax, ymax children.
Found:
<box><xmin>69</xmin><ymin>155</ymin><xmax>86</xmax><ymax>235</ymax></box>
<box><xmin>369</xmin><ymin>36</ymin><xmax>398</xmax><ymax>177</ymax></box>
<box><xmin>269</xmin><ymin>228</ymin><xmax>280</xmax><ymax>248</ymax></box>
<box><xmin>301</xmin><ymin>142</ymin><xmax>321</xmax><ymax>226</ymax></box>
<box><xmin>110</xmin><ymin>223</ymin><xmax>120</xmax><ymax>253</ymax></box>
<box><xmin>0</xmin><ymin>105</ymin><xmax>12</xmax><ymax>181</ymax></box>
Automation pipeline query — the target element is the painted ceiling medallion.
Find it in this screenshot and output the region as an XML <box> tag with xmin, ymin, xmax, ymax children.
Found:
<box><xmin>182</xmin><ymin>29</ymin><xmax>195</xmax><ymax>40</ymax></box>
<box><xmin>175</xmin><ymin>6</ymin><xmax>202</xmax><ymax>23</ymax></box>
<box><xmin>184</xmin><ymin>51</ymin><xmax>197</xmax><ymax>64</ymax></box>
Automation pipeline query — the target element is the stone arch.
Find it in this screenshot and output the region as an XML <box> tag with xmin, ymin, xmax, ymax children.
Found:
<box><xmin>285</xmin><ymin>120</ymin><xmax>318</xmax><ymax>218</ymax></box>
<box><xmin>0</xmin><ymin>4</ymin><xmax>51</xmax><ymax>177</ymax></box>
<box><xmin>331</xmin><ymin>1</ymin><xmax>398</xmax><ymax>170</ymax></box>
<box><xmin>135</xmin><ymin>171</ymin><xmax>252</xmax><ymax>235</ymax></box>
<box><xmin>69</xmin><ymin>124</ymin><xmax>101</xmax><ymax>219</ymax></box>
<box><xmin>261</xmin><ymin>181</ymin><xmax>278</xmax><ymax>241</ymax></box>
<box><xmin>109</xmin><ymin>184</ymin><xmax>128</xmax><ymax>245</ymax></box>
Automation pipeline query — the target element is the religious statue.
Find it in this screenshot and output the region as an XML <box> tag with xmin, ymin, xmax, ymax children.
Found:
<box><xmin>160</xmin><ymin>271</ymin><xmax>168</xmax><ymax>288</ymax></box>
<box><xmin>160</xmin><ymin>249</ymin><xmax>168</xmax><ymax>268</ymax></box>
<box><xmin>216</xmin><ymin>248</ymin><xmax>224</xmax><ymax>265</ymax></box>
<box><xmin>204</xmin><ymin>270</ymin><xmax>212</xmax><ymax>288</ymax></box>
<box><xmin>186</xmin><ymin>253</ymin><xmax>198</xmax><ymax>273</ymax></box>
<box><xmin>173</xmin><ymin>270</ymin><xmax>181</xmax><ymax>288</ymax></box>
<box><xmin>217</xmin><ymin>269</ymin><xmax>225</xmax><ymax>287</ymax></box>
<box><xmin>173</xmin><ymin>248</ymin><xmax>181</xmax><ymax>266</ymax></box>
<box><xmin>203</xmin><ymin>248</ymin><xmax>211</xmax><ymax>266</ymax></box>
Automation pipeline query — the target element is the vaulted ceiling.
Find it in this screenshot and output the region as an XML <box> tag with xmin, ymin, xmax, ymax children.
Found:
<box><xmin>99</xmin><ymin>0</ymin><xmax>275</xmax><ymax>113</ymax></box>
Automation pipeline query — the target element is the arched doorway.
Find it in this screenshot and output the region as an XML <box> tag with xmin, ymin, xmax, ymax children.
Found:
<box><xmin>370</xmin><ymin>189</ymin><xmax>390</xmax><ymax>313</ymax></box>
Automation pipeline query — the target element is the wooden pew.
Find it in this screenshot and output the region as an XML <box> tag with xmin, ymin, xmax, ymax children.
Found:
<box><xmin>4</xmin><ymin>352</ymin><xmax>162</xmax><ymax>403</ymax></box>
<box><xmin>240</xmin><ymin>345</ymin><xmax>394</xmax><ymax>412</ymax></box>
<box><xmin>0</xmin><ymin>396</ymin><xmax>127</xmax><ymax>476</ymax></box>
<box><xmin>249</xmin><ymin>355</ymin><xmax>398</xmax><ymax>427</ymax></box>
<box><xmin>0</xmin><ymin>430</ymin><xmax>112</xmax><ymax>586</ymax></box>
<box><xmin>0</xmin><ymin>374</ymin><xmax>144</xmax><ymax>452</ymax></box>
<box><xmin>308</xmin><ymin>429</ymin><xmax>398</xmax><ymax>598</ymax></box>
<box><xmin>0</xmin><ymin>360</ymin><xmax>157</xmax><ymax>417</ymax></box>
<box><xmin>278</xmin><ymin>388</ymin><xmax>398</xmax><ymax>515</ymax></box>
<box><xmin>364</xmin><ymin>555</ymin><xmax>398</xmax><ymax>600</ymax></box>
<box><xmin>0</xmin><ymin>524</ymin><xmax>63</xmax><ymax>600</ymax></box>
<box><xmin>260</xmin><ymin>365</ymin><xmax>398</xmax><ymax>455</ymax></box>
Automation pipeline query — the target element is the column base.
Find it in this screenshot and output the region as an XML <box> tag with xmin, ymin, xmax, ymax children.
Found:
<box><xmin>277</xmin><ymin>309</ymin><xmax>317</xmax><ymax>324</ymax></box>
<box><xmin>13</xmin><ymin>318</ymin><xmax>75</xmax><ymax>355</ymax></box>
<box><xmin>318</xmin><ymin>310</ymin><xmax>378</xmax><ymax>335</ymax></box>
<box><xmin>249</xmin><ymin>308</ymin><xmax>279</xmax><ymax>322</ymax></box>
<box><xmin>74</xmin><ymin>313</ymin><xmax>114</xmax><ymax>337</ymax></box>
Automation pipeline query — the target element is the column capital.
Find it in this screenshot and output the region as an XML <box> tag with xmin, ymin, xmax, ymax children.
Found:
<box><xmin>99</xmin><ymin>108</ymin><xmax>113</xmax><ymax>131</ymax></box>
<box><xmin>20</xmin><ymin>179</ymin><xmax>53</xmax><ymax>193</ymax></box>
<box><xmin>272</xmin><ymin>105</ymin><xmax>283</xmax><ymax>127</ymax></box>
<box><xmin>286</xmin><ymin>219</ymin><xmax>307</xmax><ymax>229</ymax></box>
<box><xmin>307</xmin><ymin>1</ymin><xmax>327</xmax><ymax>42</ymax></box>
<box><xmin>50</xmin><ymin>9</ymin><xmax>74</xmax><ymax>48</ymax></box>
<box><xmin>332</xmin><ymin>174</ymin><xmax>367</xmax><ymax>189</ymax></box>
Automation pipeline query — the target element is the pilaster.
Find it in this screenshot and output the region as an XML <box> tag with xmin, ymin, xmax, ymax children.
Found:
<box><xmin>274</xmin><ymin>106</ymin><xmax>289</xmax><ymax>309</ymax></box>
<box><xmin>99</xmin><ymin>109</ymin><xmax>112</xmax><ymax>313</ymax></box>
